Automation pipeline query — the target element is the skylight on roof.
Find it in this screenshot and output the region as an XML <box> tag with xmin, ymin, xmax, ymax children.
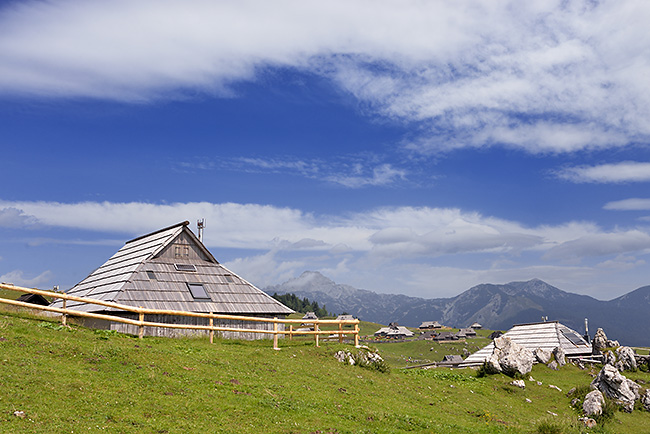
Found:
<box><xmin>561</xmin><ymin>329</ymin><xmax>588</xmax><ymax>346</ymax></box>
<box><xmin>187</xmin><ymin>283</ymin><xmax>210</xmax><ymax>300</ymax></box>
<box><xmin>146</xmin><ymin>271</ymin><xmax>156</xmax><ymax>280</ymax></box>
<box><xmin>175</xmin><ymin>264</ymin><xmax>197</xmax><ymax>272</ymax></box>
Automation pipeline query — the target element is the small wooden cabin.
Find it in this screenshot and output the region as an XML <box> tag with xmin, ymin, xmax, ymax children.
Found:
<box><xmin>418</xmin><ymin>321</ymin><xmax>442</xmax><ymax>330</ymax></box>
<box><xmin>374</xmin><ymin>322</ymin><xmax>414</xmax><ymax>339</ymax></box>
<box><xmin>50</xmin><ymin>221</ymin><xmax>294</xmax><ymax>339</ymax></box>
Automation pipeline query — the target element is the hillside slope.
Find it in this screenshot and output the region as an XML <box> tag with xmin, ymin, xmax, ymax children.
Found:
<box><xmin>1</xmin><ymin>307</ymin><xmax>649</xmax><ymax>433</ymax></box>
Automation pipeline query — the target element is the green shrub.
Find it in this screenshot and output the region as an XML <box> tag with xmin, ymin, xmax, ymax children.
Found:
<box><xmin>535</xmin><ymin>420</ymin><xmax>564</xmax><ymax>434</ymax></box>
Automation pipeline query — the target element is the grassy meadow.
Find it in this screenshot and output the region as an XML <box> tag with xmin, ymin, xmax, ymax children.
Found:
<box><xmin>0</xmin><ymin>306</ymin><xmax>649</xmax><ymax>433</ymax></box>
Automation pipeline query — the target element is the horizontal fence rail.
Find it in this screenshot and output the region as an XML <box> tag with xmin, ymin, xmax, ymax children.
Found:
<box><xmin>0</xmin><ymin>283</ymin><xmax>359</xmax><ymax>349</ymax></box>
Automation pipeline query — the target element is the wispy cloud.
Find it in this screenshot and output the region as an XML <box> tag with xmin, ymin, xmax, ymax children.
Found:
<box><xmin>604</xmin><ymin>198</ymin><xmax>650</xmax><ymax>211</ymax></box>
<box><xmin>1</xmin><ymin>1</ymin><xmax>648</xmax><ymax>154</ymax></box>
<box><xmin>178</xmin><ymin>155</ymin><xmax>410</xmax><ymax>188</ymax></box>
<box><xmin>0</xmin><ymin>270</ymin><xmax>52</xmax><ymax>287</ymax></box>
<box><xmin>556</xmin><ymin>162</ymin><xmax>650</xmax><ymax>183</ymax></box>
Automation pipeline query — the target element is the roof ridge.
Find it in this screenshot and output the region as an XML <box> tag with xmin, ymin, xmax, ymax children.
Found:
<box><xmin>126</xmin><ymin>221</ymin><xmax>189</xmax><ymax>244</ymax></box>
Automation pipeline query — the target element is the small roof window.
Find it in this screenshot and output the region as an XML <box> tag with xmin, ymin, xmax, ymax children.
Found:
<box><xmin>175</xmin><ymin>264</ymin><xmax>197</xmax><ymax>272</ymax></box>
<box><xmin>146</xmin><ymin>271</ymin><xmax>157</xmax><ymax>280</ymax></box>
<box><xmin>187</xmin><ymin>283</ymin><xmax>210</xmax><ymax>300</ymax></box>
<box><xmin>224</xmin><ymin>275</ymin><xmax>235</xmax><ymax>283</ymax></box>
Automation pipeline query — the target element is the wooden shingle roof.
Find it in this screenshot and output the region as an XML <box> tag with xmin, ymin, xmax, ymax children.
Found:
<box><xmin>52</xmin><ymin>222</ymin><xmax>294</xmax><ymax>315</ymax></box>
<box><xmin>462</xmin><ymin>321</ymin><xmax>591</xmax><ymax>366</ymax></box>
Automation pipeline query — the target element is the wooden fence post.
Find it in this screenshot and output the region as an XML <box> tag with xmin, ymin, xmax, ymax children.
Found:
<box><xmin>273</xmin><ymin>317</ymin><xmax>279</xmax><ymax>350</ymax></box>
<box><xmin>61</xmin><ymin>299</ymin><xmax>67</xmax><ymax>326</ymax></box>
<box><xmin>338</xmin><ymin>322</ymin><xmax>343</xmax><ymax>343</ymax></box>
<box><xmin>354</xmin><ymin>322</ymin><xmax>359</xmax><ymax>347</ymax></box>
<box><xmin>138</xmin><ymin>309</ymin><xmax>144</xmax><ymax>339</ymax></box>
<box><xmin>315</xmin><ymin>322</ymin><xmax>319</xmax><ymax>347</ymax></box>
<box><xmin>209</xmin><ymin>312</ymin><xmax>214</xmax><ymax>344</ymax></box>
<box><xmin>289</xmin><ymin>325</ymin><xmax>293</xmax><ymax>341</ymax></box>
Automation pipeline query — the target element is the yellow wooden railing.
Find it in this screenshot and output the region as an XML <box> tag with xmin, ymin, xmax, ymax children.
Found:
<box><xmin>0</xmin><ymin>283</ymin><xmax>359</xmax><ymax>349</ymax></box>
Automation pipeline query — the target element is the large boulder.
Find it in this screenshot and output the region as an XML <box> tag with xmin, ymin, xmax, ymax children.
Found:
<box><xmin>552</xmin><ymin>346</ymin><xmax>566</xmax><ymax>367</ymax></box>
<box><xmin>615</xmin><ymin>346</ymin><xmax>637</xmax><ymax>372</ymax></box>
<box><xmin>533</xmin><ymin>348</ymin><xmax>551</xmax><ymax>364</ymax></box>
<box><xmin>592</xmin><ymin>328</ymin><xmax>608</xmax><ymax>355</ymax></box>
<box><xmin>486</xmin><ymin>337</ymin><xmax>534</xmax><ymax>376</ymax></box>
<box><xmin>591</xmin><ymin>364</ymin><xmax>640</xmax><ymax>412</ymax></box>
<box><xmin>583</xmin><ymin>390</ymin><xmax>605</xmax><ymax>416</ymax></box>
<box><xmin>604</xmin><ymin>350</ymin><xmax>616</xmax><ymax>366</ymax></box>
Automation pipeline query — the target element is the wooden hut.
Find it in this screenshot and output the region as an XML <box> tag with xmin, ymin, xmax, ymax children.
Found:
<box><xmin>50</xmin><ymin>221</ymin><xmax>294</xmax><ymax>339</ymax></box>
<box><xmin>418</xmin><ymin>320</ymin><xmax>442</xmax><ymax>330</ymax></box>
<box><xmin>374</xmin><ymin>322</ymin><xmax>414</xmax><ymax>339</ymax></box>
<box><xmin>16</xmin><ymin>293</ymin><xmax>50</xmax><ymax>306</ymax></box>
<box><xmin>461</xmin><ymin>321</ymin><xmax>592</xmax><ymax>366</ymax></box>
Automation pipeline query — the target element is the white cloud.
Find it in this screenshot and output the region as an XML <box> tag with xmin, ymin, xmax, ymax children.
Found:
<box><xmin>2</xmin><ymin>198</ymin><xmax>650</xmax><ymax>299</ymax></box>
<box><xmin>604</xmin><ymin>198</ymin><xmax>650</xmax><ymax>211</ymax></box>
<box><xmin>1</xmin><ymin>1</ymin><xmax>648</xmax><ymax>153</ymax></box>
<box><xmin>556</xmin><ymin>162</ymin><xmax>650</xmax><ymax>183</ymax></box>
<box><xmin>0</xmin><ymin>270</ymin><xmax>52</xmax><ymax>287</ymax></box>
<box><xmin>0</xmin><ymin>207</ymin><xmax>38</xmax><ymax>228</ymax></box>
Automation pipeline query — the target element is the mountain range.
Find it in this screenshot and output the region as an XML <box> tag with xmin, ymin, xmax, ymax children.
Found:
<box><xmin>265</xmin><ymin>271</ymin><xmax>650</xmax><ymax>346</ymax></box>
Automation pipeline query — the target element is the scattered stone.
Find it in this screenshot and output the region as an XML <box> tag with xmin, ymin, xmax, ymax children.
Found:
<box><xmin>583</xmin><ymin>390</ymin><xmax>605</xmax><ymax>416</ymax></box>
<box><xmin>537</xmin><ymin>381</ymin><xmax>543</xmax><ymax>386</ymax></box>
<box><xmin>547</xmin><ymin>411</ymin><xmax>557</xmax><ymax>416</ymax></box>
<box><xmin>533</xmin><ymin>348</ymin><xmax>551</xmax><ymax>364</ymax></box>
<box><xmin>510</xmin><ymin>379</ymin><xmax>525</xmax><ymax>389</ymax></box>
<box><xmin>578</xmin><ymin>417</ymin><xmax>597</xmax><ymax>428</ymax></box>
<box><xmin>528</xmin><ymin>376</ymin><xmax>535</xmax><ymax>382</ymax></box>
<box><xmin>615</xmin><ymin>346</ymin><xmax>637</xmax><ymax>372</ymax></box>
<box><xmin>641</xmin><ymin>389</ymin><xmax>650</xmax><ymax>412</ymax></box>
<box><xmin>592</xmin><ymin>328</ymin><xmax>608</xmax><ymax>355</ymax></box>
<box><xmin>13</xmin><ymin>411</ymin><xmax>25</xmax><ymax>419</ymax></box>
<box><xmin>547</xmin><ymin>360</ymin><xmax>559</xmax><ymax>371</ymax></box>
<box><xmin>552</xmin><ymin>346</ymin><xmax>566</xmax><ymax>367</ymax></box>
<box><xmin>525</xmin><ymin>398</ymin><xmax>532</xmax><ymax>403</ymax></box>
<box><xmin>591</xmin><ymin>364</ymin><xmax>640</xmax><ymax>412</ymax></box>
<box><xmin>567</xmin><ymin>387</ymin><xmax>576</xmax><ymax>396</ymax></box>
<box><xmin>571</xmin><ymin>398</ymin><xmax>580</xmax><ymax>407</ymax></box>
<box><xmin>486</xmin><ymin>337</ymin><xmax>534</xmax><ymax>376</ymax></box>
<box><xmin>549</xmin><ymin>384</ymin><xmax>562</xmax><ymax>392</ymax></box>
<box><xmin>604</xmin><ymin>350</ymin><xmax>616</xmax><ymax>366</ymax></box>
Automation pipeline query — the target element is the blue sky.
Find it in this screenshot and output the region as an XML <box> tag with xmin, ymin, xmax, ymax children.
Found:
<box><xmin>1</xmin><ymin>0</ymin><xmax>650</xmax><ymax>300</ymax></box>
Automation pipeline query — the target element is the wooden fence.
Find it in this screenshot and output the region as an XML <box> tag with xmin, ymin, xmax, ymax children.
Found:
<box><xmin>0</xmin><ymin>283</ymin><xmax>359</xmax><ymax>349</ymax></box>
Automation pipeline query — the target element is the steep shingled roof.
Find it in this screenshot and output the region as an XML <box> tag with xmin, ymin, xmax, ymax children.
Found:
<box><xmin>51</xmin><ymin>222</ymin><xmax>294</xmax><ymax>315</ymax></box>
<box><xmin>461</xmin><ymin>321</ymin><xmax>591</xmax><ymax>366</ymax></box>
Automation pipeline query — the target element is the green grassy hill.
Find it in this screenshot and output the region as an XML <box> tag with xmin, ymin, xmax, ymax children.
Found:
<box><xmin>0</xmin><ymin>306</ymin><xmax>648</xmax><ymax>433</ymax></box>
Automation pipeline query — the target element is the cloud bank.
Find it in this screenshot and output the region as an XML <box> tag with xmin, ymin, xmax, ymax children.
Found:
<box><xmin>2</xmin><ymin>198</ymin><xmax>649</xmax><ymax>297</ymax></box>
<box><xmin>1</xmin><ymin>0</ymin><xmax>649</xmax><ymax>154</ymax></box>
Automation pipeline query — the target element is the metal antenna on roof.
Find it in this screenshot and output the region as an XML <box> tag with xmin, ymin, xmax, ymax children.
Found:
<box><xmin>197</xmin><ymin>218</ymin><xmax>206</xmax><ymax>242</ymax></box>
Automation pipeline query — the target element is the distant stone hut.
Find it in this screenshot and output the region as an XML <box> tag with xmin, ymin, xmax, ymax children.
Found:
<box><xmin>50</xmin><ymin>221</ymin><xmax>294</xmax><ymax>339</ymax></box>
<box><xmin>457</xmin><ymin>327</ymin><xmax>477</xmax><ymax>338</ymax></box>
<box><xmin>470</xmin><ymin>322</ymin><xmax>482</xmax><ymax>329</ymax></box>
<box><xmin>302</xmin><ymin>312</ymin><xmax>318</xmax><ymax>321</ymax></box>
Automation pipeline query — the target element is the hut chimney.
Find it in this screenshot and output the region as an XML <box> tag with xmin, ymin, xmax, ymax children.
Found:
<box><xmin>197</xmin><ymin>218</ymin><xmax>205</xmax><ymax>242</ymax></box>
<box><xmin>583</xmin><ymin>318</ymin><xmax>590</xmax><ymax>343</ymax></box>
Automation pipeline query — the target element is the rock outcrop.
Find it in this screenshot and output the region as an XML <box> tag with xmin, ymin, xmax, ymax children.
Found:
<box><xmin>552</xmin><ymin>346</ymin><xmax>566</xmax><ymax>367</ymax></box>
<box><xmin>583</xmin><ymin>390</ymin><xmax>604</xmax><ymax>416</ymax></box>
<box><xmin>590</xmin><ymin>364</ymin><xmax>640</xmax><ymax>412</ymax></box>
<box><xmin>641</xmin><ymin>389</ymin><xmax>650</xmax><ymax>412</ymax></box>
<box><xmin>615</xmin><ymin>346</ymin><xmax>637</xmax><ymax>372</ymax></box>
<box><xmin>486</xmin><ymin>337</ymin><xmax>534</xmax><ymax>376</ymax></box>
<box><xmin>533</xmin><ymin>348</ymin><xmax>551</xmax><ymax>364</ymax></box>
<box><xmin>592</xmin><ymin>328</ymin><xmax>608</xmax><ymax>355</ymax></box>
